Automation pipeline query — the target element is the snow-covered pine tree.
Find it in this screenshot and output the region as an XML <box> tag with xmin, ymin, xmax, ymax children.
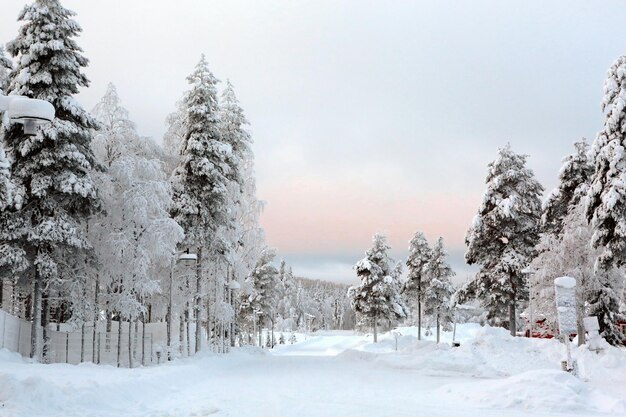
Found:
<box><xmin>241</xmin><ymin>248</ymin><xmax>280</xmax><ymax>346</ymax></box>
<box><xmin>422</xmin><ymin>237</ymin><xmax>455</xmax><ymax>343</ymax></box>
<box><xmin>0</xmin><ymin>46</ymin><xmax>12</xmax><ymax>93</ymax></box>
<box><xmin>2</xmin><ymin>0</ymin><xmax>100</xmax><ymax>360</ymax></box>
<box><xmin>220</xmin><ymin>80</ymin><xmax>251</xmax><ymax>178</ymax></box>
<box><xmin>171</xmin><ymin>55</ymin><xmax>235</xmax><ymax>353</ymax></box>
<box><xmin>584</xmin><ymin>55</ymin><xmax>626</xmax><ymax>345</ymax></box>
<box><xmin>403</xmin><ymin>231</ymin><xmax>431</xmax><ymax>340</ymax></box>
<box><xmin>162</xmin><ymin>98</ymin><xmax>186</xmax><ymax>174</ymax></box>
<box><xmin>348</xmin><ymin>233</ymin><xmax>408</xmax><ymax>342</ymax></box>
<box><xmin>463</xmin><ymin>144</ymin><xmax>543</xmax><ymax>335</ymax></box>
<box><xmin>587</xmin><ymin>55</ymin><xmax>626</xmax><ymax>269</ymax></box>
<box><xmin>542</xmin><ymin>139</ymin><xmax>593</xmax><ymax>237</ymax></box>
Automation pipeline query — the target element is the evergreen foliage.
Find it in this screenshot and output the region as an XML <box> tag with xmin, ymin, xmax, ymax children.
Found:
<box><xmin>1</xmin><ymin>0</ymin><xmax>100</xmax><ymax>358</ymax></box>
<box><xmin>348</xmin><ymin>233</ymin><xmax>407</xmax><ymax>342</ymax></box>
<box><xmin>542</xmin><ymin>139</ymin><xmax>593</xmax><ymax>237</ymax></box>
<box><xmin>422</xmin><ymin>237</ymin><xmax>455</xmax><ymax>342</ymax></box>
<box><xmin>587</xmin><ymin>55</ymin><xmax>626</xmax><ymax>270</ymax></box>
<box><xmin>463</xmin><ymin>144</ymin><xmax>543</xmax><ymax>334</ymax></box>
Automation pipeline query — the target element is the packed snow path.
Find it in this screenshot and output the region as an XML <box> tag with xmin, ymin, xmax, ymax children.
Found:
<box><xmin>1</xmin><ymin>325</ymin><xmax>625</xmax><ymax>417</ymax></box>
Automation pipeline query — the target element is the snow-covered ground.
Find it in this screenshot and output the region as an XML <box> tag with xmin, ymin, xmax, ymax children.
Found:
<box><xmin>1</xmin><ymin>324</ymin><xmax>625</xmax><ymax>417</ymax></box>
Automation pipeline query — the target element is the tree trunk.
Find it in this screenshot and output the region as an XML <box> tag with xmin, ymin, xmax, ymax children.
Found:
<box><xmin>576</xmin><ymin>286</ymin><xmax>586</xmax><ymax>346</ymax></box>
<box><xmin>195</xmin><ymin>247</ymin><xmax>202</xmax><ymax>353</ymax></box>
<box><xmin>116</xmin><ymin>316</ymin><xmax>122</xmax><ymax>367</ymax></box>
<box><xmin>30</xmin><ymin>272</ymin><xmax>42</xmax><ymax>360</ymax></box>
<box><xmin>417</xmin><ymin>292</ymin><xmax>422</xmax><ymax>341</ymax></box>
<box><xmin>92</xmin><ymin>275</ymin><xmax>100</xmax><ymax>363</ymax></box>
<box><xmin>42</xmin><ymin>294</ymin><xmax>50</xmax><ymax>362</ymax></box>
<box><xmin>179</xmin><ymin>312</ymin><xmax>185</xmax><ymax>356</ymax></box>
<box><xmin>141</xmin><ymin>312</ymin><xmax>146</xmax><ymax>366</ymax></box>
<box><xmin>80</xmin><ymin>322</ymin><xmax>86</xmax><ymax>363</ymax></box>
<box><xmin>128</xmin><ymin>320</ymin><xmax>133</xmax><ymax>368</ymax></box>
<box><xmin>436</xmin><ymin>314</ymin><xmax>440</xmax><ymax>343</ymax></box>
<box><xmin>373</xmin><ymin>314</ymin><xmax>378</xmax><ymax>343</ymax></box>
<box><xmin>105</xmin><ymin>302</ymin><xmax>112</xmax><ymax>352</ymax></box>
<box><xmin>509</xmin><ymin>294</ymin><xmax>516</xmax><ymax>337</ymax></box>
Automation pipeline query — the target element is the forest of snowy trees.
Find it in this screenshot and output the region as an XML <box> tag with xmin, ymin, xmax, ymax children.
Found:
<box><xmin>348</xmin><ymin>62</ymin><xmax>626</xmax><ymax>347</ymax></box>
<box><xmin>1</xmin><ymin>0</ymin><xmax>626</xmax><ymax>371</ymax></box>
<box><xmin>0</xmin><ymin>0</ymin><xmax>354</xmax><ymax>363</ymax></box>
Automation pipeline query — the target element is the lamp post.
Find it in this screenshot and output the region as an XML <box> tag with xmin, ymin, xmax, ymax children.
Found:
<box><xmin>0</xmin><ymin>94</ymin><xmax>55</xmax><ymax>135</ymax></box>
<box><xmin>167</xmin><ymin>250</ymin><xmax>197</xmax><ymax>360</ymax></box>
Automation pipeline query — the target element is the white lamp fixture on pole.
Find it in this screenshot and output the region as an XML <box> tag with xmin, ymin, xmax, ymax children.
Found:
<box><xmin>167</xmin><ymin>250</ymin><xmax>198</xmax><ymax>360</ymax></box>
<box><xmin>0</xmin><ymin>94</ymin><xmax>55</xmax><ymax>135</ymax></box>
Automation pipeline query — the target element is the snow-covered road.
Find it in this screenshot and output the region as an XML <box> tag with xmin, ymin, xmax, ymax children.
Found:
<box><xmin>1</xmin><ymin>325</ymin><xmax>625</xmax><ymax>417</ymax></box>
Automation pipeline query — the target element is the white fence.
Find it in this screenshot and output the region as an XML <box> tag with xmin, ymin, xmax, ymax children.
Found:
<box><xmin>0</xmin><ymin>308</ymin><xmax>198</xmax><ymax>366</ymax></box>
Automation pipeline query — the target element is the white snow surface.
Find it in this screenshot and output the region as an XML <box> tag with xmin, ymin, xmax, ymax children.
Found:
<box><xmin>1</xmin><ymin>324</ymin><xmax>625</xmax><ymax>417</ymax></box>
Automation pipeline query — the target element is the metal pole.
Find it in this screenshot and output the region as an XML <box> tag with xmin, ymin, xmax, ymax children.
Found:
<box><xmin>167</xmin><ymin>258</ymin><xmax>174</xmax><ymax>360</ymax></box>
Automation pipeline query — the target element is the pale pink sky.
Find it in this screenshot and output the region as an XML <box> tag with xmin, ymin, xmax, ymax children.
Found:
<box><xmin>2</xmin><ymin>0</ymin><xmax>626</xmax><ymax>284</ymax></box>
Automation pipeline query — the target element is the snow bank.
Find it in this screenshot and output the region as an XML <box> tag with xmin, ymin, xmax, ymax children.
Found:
<box><xmin>437</xmin><ymin>369</ymin><xmax>626</xmax><ymax>414</ymax></box>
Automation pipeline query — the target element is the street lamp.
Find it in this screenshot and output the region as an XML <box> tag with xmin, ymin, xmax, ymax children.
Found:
<box><xmin>167</xmin><ymin>250</ymin><xmax>197</xmax><ymax>360</ymax></box>
<box><xmin>0</xmin><ymin>94</ymin><xmax>55</xmax><ymax>135</ymax></box>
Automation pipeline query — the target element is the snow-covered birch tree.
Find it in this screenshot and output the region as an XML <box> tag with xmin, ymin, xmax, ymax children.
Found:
<box><xmin>463</xmin><ymin>144</ymin><xmax>543</xmax><ymax>335</ymax></box>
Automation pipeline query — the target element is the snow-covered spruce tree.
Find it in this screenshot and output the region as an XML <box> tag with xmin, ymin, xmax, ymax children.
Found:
<box><xmin>241</xmin><ymin>248</ymin><xmax>280</xmax><ymax>346</ymax></box>
<box><xmin>2</xmin><ymin>0</ymin><xmax>99</xmax><ymax>359</ymax></box>
<box><xmin>171</xmin><ymin>55</ymin><xmax>235</xmax><ymax>353</ymax></box>
<box><xmin>542</xmin><ymin>139</ymin><xmax>593</xmax><ymax>237</ymax></box>
<box><xmin>90</xmin><ymin>84</ymin><xmax>184</xmax><ymax>364</ymax></box>
<box><xmin>463</xmin><ymin>144</ymin><xmax>543</xmax><ymax>335</ymax></box>
<box><xmin>0</xmin><ymin>46</ymin><xmax>13</xmax><ymax>93</ymax></box>
<box><xmin>584</xmin><ymin>55</ymin><xmax>626</xmax><ymax>345</ymax></box>
<box><xmin>348</xmin><ymin>233</ymin><xmax>408</xmax><ymax>342</ymax></box>
<box><xmin>162</xmin><ymin>98</ymin><xmax>186</xmax><ymax>174</ymax></box>
<box><xmin>422</xmin><ymin>237</ymin><xmax>455</xmax><ymax>343</ymax></box>
<box><xmin>587</xmin><ymin>55</ymin><xmax>626</xmax><ymax>270</ymax></box>
<box><xmin>403</xmin><ymin>231</ymin><xmax>431</xmax><ymax>340</ymax></box>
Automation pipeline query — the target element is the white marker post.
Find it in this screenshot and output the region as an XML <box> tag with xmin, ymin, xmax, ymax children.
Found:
<box><xmin>554</xmin><ymin>276</ymin><xmax>577</xmax><ymax>375</ymax></box>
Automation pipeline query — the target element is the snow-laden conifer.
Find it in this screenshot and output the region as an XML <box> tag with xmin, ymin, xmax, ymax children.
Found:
<box><xmin>542</xmin><ymin>139</ymin><xmax>593</xmax><ymax>237</ymax></box>
<box><xmin>403</xmin><ymin>231</ymin><xmax>431</xmax><ymax>339</ymax></box>
<box><xmin>422</xmin><ymin>237</ymin><xmax>455</xmax><ymax>343</ymax></box>
<box><xmin>171</xmin><ymin>55</ymin><xmax>235</xmax><ymax>352</ymax></box>
<box><xmin>463</xmin><ymin>144</ymin><xmax>543</xmax><ymax>335</ymax></box>
<box><xmin>348</xmin><ymin>233</ymin><xmax>407</xmax><ymax>342</ymax></box>
<box><xmin>587</xmin><ymin>55</ymin><xmax>626</xmax><ymax>270</ymax></box>
<box><xmin>241</xmin><ymin>248</ymin><xmax>280</xmax><ymax>345</ymax></box>
<box><xmin>0</xmin><ymin>46</ymin><xmax>12</xmax><ymax>93</ymax></box>
<box><xmin>2</xmin><ymin>0</ymin><xmax>100</xmax><ymax>359</ymax></box>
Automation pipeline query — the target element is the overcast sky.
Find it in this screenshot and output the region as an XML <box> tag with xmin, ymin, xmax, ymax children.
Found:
<box><xmin>2</xmin><ymin>1</ymin><xmax>626</xmax><ymax>285</ymax></box>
